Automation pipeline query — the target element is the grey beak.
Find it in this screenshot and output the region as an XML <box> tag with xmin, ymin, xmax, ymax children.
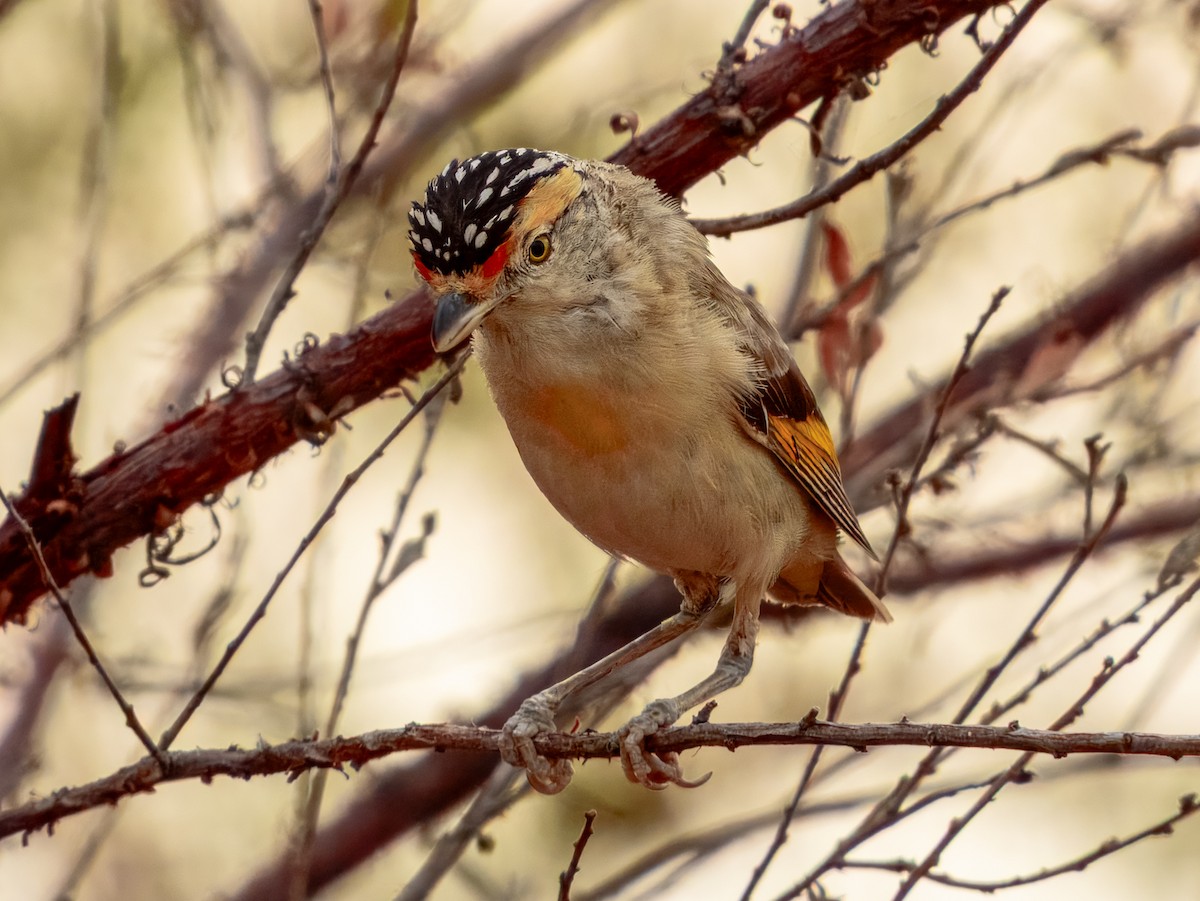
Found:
<box><xmin>431</xmin><ymin>292</ymin><xmax>491</xmax><ymax>352</ymax></box>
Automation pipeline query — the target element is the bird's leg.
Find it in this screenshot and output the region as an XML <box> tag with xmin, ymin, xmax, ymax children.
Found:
<box><xmin>499</xmin><ymin>572</ymin><xmax>724</xmax><ymax>794</ymax></box>
<box><xmin>619</xmin><ymin>587</ymin><xmax>761</xmax><ymax>789</ymax></box>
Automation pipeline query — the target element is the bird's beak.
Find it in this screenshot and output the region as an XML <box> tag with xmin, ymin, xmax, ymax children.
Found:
<box><xmin>431</xmin><ymin>292</ymin><xmax>496</xmax><ymax>352</ymax></box>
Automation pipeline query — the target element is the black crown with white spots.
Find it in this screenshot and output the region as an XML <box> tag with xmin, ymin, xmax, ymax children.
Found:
<box><xmin>409</xmin><ymin>148</ymin><xmax>569</xmax><ymax>276</ymax></box>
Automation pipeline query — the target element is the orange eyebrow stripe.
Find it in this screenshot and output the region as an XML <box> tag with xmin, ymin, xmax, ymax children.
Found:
<box><xmin>516</xmin><ymin>168</ymin><xmax>584</xmax><ymax>234</ymax></box>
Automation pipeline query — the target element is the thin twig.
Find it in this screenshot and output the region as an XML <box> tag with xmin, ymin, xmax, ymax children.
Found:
<box><xmin>879</xmin><ymin>287</ymin><xmax>1008</xmax><ymax>588</ymax></box>
<box><xmin>851</xmin><ymin>792</ymin><xmax>1199</xmax><ymax>892</ymax></box>
<box><xmin>717</xmin><ymin>0</ymin><xmax>769</xmax><ymax>76</ymax></box>
<box><xmin>746</xmin><ymin>287</ymin><xmax>1007</xmax><ymax>899</ymax></box>
<box><xmin>0</xmin><ymin>488</ymin><xmax>164</xmax><ymax>766</ymax></box>
<box><xmin>307</xmin><ymin>0</ymin><xmax>341</xmax><ymax>178</ymax></box>
<box><xmin>558</xmin><ymin>809</ymin><xmax>599</xmax><ymax>901</ymax></box>
<box><xmin>987</xmin><ymin>415</ymin><xmax>1090</xmax><ymax>484</ymax></box>
<box><xmin>692</xmin><ymin>0</ymin><xmax>1052</xmax><ymax>237</ymax></box>
<box><xmin>156</xmin><ymin>353</ymin><xmax>466</xmax><ymax>752</ymax></box>
<box><xmin>241</xmin><ymin>0</ymin><xmax>419</xmax><ymax>383</ymax></box>
<box><xmin>790</xmin><ymin>127</ymin><xmax>1200</xmax><ymax>341</ymax></box>
<box><xmin>893</xmin><ymin>571</ymin><xmax>1199</xmax><ymax>899</ymax></box>
<box><xmin>394</xmin><ymin>766</ymin><xmax>527</xmax><ymax>901</ymax></box>
<box><xmin>289</xmin><ymin>392</ymin><xmax>445</xmax><ymax>895</ymax></box>
<box><xmin>71</xmin><ymin>0</ymin><xmax>119</xmax><ymax>396</ymax></box>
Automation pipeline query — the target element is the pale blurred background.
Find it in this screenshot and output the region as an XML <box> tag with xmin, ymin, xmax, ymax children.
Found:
<box><xmin>1</xmin><ymin>0</ymin><xmax>1199</xmax><ymax>898</ymax></box>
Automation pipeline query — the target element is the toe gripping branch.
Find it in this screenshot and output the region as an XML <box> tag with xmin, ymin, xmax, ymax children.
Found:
<box><xmin>499</xmin><ymin>574</ymin><xmax>757</xmax><ymax>791</ymax></box>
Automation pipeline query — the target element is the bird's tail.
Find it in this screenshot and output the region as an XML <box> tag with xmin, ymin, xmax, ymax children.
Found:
<box><xmin>771</xmin><ymin>555</ymin><xmax>892</xmax><ymax>623</ymax></box>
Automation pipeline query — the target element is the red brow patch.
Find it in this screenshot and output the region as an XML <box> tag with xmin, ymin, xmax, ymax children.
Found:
<box><xmin>412</xmin><ymin>255</ymin><xmax>433</xmax><ymax>283</ymax></box>
<box><xmin>480</xmin><ymin>242</ymin><xmax>509</xmax><ymax>279</ymax></box>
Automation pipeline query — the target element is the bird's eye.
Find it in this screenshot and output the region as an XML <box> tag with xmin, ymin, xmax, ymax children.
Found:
<box><xmin>528</xmin><ymin>235</ymin><xmax>552</xmax><ymax>264</ymax></box>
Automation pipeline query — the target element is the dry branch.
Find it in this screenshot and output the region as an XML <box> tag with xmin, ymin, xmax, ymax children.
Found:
<box><xmin>5</xmin><ymin>718</ymin><xmax>1199</xmax><ymax>842</ymax></box>
<box><xmin>611</xmin><ymin>0</ymin><xmax>1008</xmax><ymax>196</ymax></box>
<box><xmin>842</xmin><ymin>207</ymin><xmax>1200</xmax><ymax>503</ymax></box>
<box><xmin>0</xmin><ymin>292</ymin><xmax>435</xmax><ymax>623</ymax></box>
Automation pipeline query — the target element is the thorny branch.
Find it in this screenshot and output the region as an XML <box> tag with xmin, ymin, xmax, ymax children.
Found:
<box><xmin>691</xmin><ymin>0</ymin><xmax>1052</xmax><ymax>236</ymax></box>
<box><xmin>612</xmin><ymin>0</ymin><xmax>1015</xmax><ymax>196</ymax></box>
<box><xmin>6</xmin><ymin>714</ymin><xmax>1200</xmax><ymax>843</ymax></box>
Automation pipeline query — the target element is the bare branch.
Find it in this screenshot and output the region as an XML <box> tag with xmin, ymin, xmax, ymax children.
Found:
<box><xmin>156</xmin><ymin>353</ymin><xmax>465</xmax><ymax>753</ymax></box>
<box><xmin>0</xmin><ymin>487</ymin><xmax>163</xmax><ymax>765</ymax></box>
<box><xmin>7</xmin><ymin>715</ymin><xmax>1200</xmax><ymax>843</ymax></box>
<box><xmin>842</xmin><ymin>207</ymin><xmax>1200</xmax><ymax>506</ymax></box>
<box><xmin>691</xmin><ymin>0</ymin><xmax>1051</xmax><ymax>236</ymax></box>
<box><xmin>849</xmin><ymin>793</ymin><xmax>1200</xmax><ymax>892</ymax></box>
<box><xmin>558</xmin><ymin>809</ymin><xmax>599</xmax><ymax>901</ymax></box>
<box><xmin>893</xmin><ymin>572</ymin><xmax>1200</xmax><ymax>897</ymax></box>
<box><xmin>612</xmin><ymin>0</ymin><xmax>1015</xmax><ymax>197</ymax></box>
<box><xmin>240</xmin><ymin>0</ymin><xmax>418</xmax><ymax>383</ymax></box>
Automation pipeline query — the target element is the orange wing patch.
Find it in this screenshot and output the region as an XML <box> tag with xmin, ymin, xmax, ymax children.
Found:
<box><xmin>765</xmin><ymin>411</ymin><xmax>877</xmax><ymax>559</ymax></box>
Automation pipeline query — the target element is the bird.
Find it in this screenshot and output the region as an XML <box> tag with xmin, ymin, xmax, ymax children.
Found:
<box><xmin>409</xmin><ymin>148</ymin><xmax>890</xmax><ymax>793</ymax></box>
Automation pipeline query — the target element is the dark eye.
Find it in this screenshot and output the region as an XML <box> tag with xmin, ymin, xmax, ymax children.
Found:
<box><xmin>528</xmin><ymin>235</ymin><xmax>552</xmax><ymax>264</ymax></box>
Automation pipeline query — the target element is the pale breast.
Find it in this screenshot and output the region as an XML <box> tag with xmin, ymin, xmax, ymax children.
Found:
<box><xmin>481</xmin><ymin>365</ymin><xmax>818</xmax><ymax>582</ymax></box>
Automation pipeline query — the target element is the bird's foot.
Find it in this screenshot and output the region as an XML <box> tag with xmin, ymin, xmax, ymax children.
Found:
<box><xmin>498</xmin><ymin>695</ymin><xmax>574</xmax><ymax>794</ymax></box>
<box><xmin>618</xmin><ymin>698</ymin><xmax>711</xmax><ymax>790</ymax></box>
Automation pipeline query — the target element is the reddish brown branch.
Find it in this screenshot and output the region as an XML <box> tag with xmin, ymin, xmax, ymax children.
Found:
<box><xmin>0</xmin><ymin>291</ymin><xmax>436</xmax><ymax>624</ymax></box>
<box><xmin>5</xmin><ymin>718</ymin><xmax>1199</xmax><ymax>843</ymax></box>
<box><xmin>610</xmin><ymin>0</ymin><xmax>1010</xmax><ymax>197</ymax></box>
<box><xmin>691</xmin><ymin>0</ymin><xmax>1051</xmax><ymax>236</ymax></box>
<box><xmin>559</xmin><ymin>809</ymin><xmax>599</xmax><ymax>901</ymax></box>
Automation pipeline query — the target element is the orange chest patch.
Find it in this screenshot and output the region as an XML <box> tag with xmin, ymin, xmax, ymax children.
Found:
<box><xmin>524</xmin><ymin>382</ymin><xmax>629</xmax><ymax>456</ymax></box>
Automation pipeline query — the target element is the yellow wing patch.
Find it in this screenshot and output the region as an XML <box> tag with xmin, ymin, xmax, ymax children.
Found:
<box><xmin>766</xmin><ymin>411</ymin><xmax>877</xmax><ymax>559</ymax></box>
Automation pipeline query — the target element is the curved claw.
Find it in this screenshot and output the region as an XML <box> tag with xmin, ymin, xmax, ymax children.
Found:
<box><xmin>498</xmin><ymin>696</ymin><xmax>574</xmax><ymax>794</ymax></box>
<box><xmin>618</xmin><ymin>699</ymin><xmax>712</xmax><ymax>790</ymax></box>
